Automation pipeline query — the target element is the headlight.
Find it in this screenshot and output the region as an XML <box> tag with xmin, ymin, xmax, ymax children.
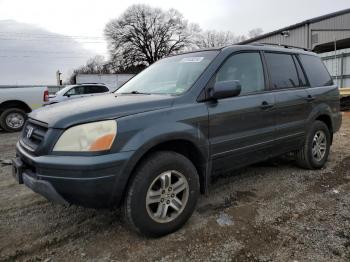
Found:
<box><xmin>53</xmin><ymin>120</ymin><xmax>117</xmax><ymax>152</ymax></box>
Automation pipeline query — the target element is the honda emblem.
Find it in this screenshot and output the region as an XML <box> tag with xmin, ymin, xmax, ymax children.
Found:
<box><xmin>27</xmin><ymin>126</ymin><xmax>34</xmax><ymax>139</ymax></box>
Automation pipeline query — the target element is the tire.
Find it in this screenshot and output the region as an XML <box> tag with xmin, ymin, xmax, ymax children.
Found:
<box><xmin>123</xmin><ymin>151</ymin><xmax>200</xmax><ymax>237</ymax></box>
<box><xmin>296</xmin><ymin>120</ymin><xmax>331</xmax><ymax>169</ymax></box>
<box><xmin>0</xmin><ymin>108</ymin><xmax>27</xmax><ymax>132</ymax></box>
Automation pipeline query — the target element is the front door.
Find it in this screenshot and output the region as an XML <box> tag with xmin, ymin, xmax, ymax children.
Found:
<box><xmin>207</xmin><ymin>52</ymin><xmax>276</xmax><ymax>174</ymax></box>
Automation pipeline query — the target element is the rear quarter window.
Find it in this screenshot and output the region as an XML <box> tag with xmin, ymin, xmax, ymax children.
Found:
<box><xmin>299</xmin><ymin>54</ymin><xmax>333</xmax><ymax>87</ymax></box>
<box><xmin>85</xmin><ymin>86</ymin><xmax>109</xmax><ymax>94</ymax></box>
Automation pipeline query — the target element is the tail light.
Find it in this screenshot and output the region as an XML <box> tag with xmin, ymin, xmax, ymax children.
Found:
<box><xmin>43</xmin><ymin>90</ymin><xmax>49</xmax><ymax>102</ymax></box>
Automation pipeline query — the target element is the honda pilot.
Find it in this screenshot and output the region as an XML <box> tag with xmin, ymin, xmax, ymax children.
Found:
<box><xmin>12</xmin><ymin>44</ymin><xmax>342</xmax><ymax>237</ymax></box>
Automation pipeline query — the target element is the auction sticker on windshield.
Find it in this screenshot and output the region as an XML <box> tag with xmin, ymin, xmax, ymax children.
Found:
<box><xmin>180</xmin><ymin>57</ymin><xmax>204</xmax><ymax>63</ymax></box>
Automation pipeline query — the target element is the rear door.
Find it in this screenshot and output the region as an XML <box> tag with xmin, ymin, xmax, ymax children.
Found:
<box><xmin>264</xmin><ymin>52</ymin><xmax>312</xmax><ymax>154</ymax></box>
<box><xmin>298</xmin><ymin>54</ymin><xmax>338</xmax><ymax>109</ymax></box>
<box><xmin>298</xmin><ymin>54</ymin><xmax>340</xmax><ymax>132</ymax></box>
<box><xmin>208</xmin><ymin>51</ymin><xmax>277</xmax><ymax>174</ymax></box>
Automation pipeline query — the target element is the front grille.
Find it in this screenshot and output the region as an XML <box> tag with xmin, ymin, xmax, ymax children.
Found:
<box><xmin>21</xmin><ymin>119</ymin><xmax>48</xmax><ymax>152</ymax></box>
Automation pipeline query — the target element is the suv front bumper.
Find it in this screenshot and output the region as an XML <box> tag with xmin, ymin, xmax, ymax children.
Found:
<box><xmin>12</xmin><ymin>157</ymin><xmax>68</xmax><ymax>205</ymax></box>
<box><xmin>13</xmin><ymin>142</ymin><xmax>134</xmax><ymax>208</ymax></box>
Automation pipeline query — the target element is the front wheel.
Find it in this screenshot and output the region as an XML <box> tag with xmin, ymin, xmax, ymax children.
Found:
<box><xmin>123</xmin><ymin>151</ymin><xmax>200</xmax><ymax>237</ymax></box>
<box><xmin>296</xmin><ymin>120</ymin><xmax>331</xmax><ymax>169</ymax></box>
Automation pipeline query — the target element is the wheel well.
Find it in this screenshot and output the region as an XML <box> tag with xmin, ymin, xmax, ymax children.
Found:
<box><xmin>129</xmin><ymin>140</ymin><xmax>207</xmax><ymax>196</ymax></box>
<box><xmin>315</xmin><ymin>114</ymin><xmax>333</xmax><ymax>143</ymax></box>
<box><xmin>0</xmin><ymin>100</ymin><xmax>31</xmax><ymax>114</ymax></box>
<box><xmin>316</xmin><ymin>115</ymin><xmax>332</xmax><ymax>132</ymax></box>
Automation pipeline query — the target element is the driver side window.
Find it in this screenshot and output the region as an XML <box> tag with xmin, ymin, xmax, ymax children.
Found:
<box><xmin>216</xmin><ymin>52</ymin><xmax>265</xmax><ymax>95</ymax></box>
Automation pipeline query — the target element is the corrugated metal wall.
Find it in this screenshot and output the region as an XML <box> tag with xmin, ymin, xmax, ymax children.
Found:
<box><xmin>245</xmin><ymin>12</ymin><xmax>350</xmax><ymax>50</ymax></box>
<box><xmin>310</xmin><ymin>12</ymin><xmax>350</xmax><ymax>50</ymax></box>
<box><xmin>320</xmin><ymin>48</ymin><xmax>350</xmax><ymax>88</ymax></box>
<box><xmin>249</xmin><ymin>25</ymin><xmax>308</xmax><ymax>47</ymax></box>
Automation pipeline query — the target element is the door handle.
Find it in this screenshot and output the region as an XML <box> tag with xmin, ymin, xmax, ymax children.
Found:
<box><xmin>260</xmin><ymin>101</ymin><xmax>274</xmax><ymax>110</ymax></box>
<box><xmin>306</xmin><ymin>95</ymin><xmax>315</xmax><ymax>102</ymax></box>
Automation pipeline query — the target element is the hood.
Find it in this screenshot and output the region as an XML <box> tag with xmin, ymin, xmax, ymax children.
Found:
<box><xmin>30</xmin><ymin>93</ymin><xmax>174</xmax><ymax>129</ymax></box>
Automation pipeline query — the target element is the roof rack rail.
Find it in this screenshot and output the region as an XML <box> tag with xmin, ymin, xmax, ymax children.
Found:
<box><xmin>250</xmin><ymin>42</ymin><xmax>311</xmax><ymax>52</ymax></box>
<box><xmin>76</xmin><ymin>82</ymin><xmax>105</xmax><ymax>85</ymax></box>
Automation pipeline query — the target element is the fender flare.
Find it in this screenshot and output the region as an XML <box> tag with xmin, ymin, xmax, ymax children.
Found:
<box><xmin>307</xmin><ymin>103</ymin><xmax>334</xmax><ymax>131</ymax></box>
<box><xmin>110</xmin><ymin>123</ymin><xmax>210</xmax><ymax>206</ymax></box>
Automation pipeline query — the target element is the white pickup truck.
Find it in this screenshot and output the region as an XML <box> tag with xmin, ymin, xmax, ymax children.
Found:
<box><xmin>0</xmin><ymin>86</ymin><xmax>49</xmax><ymax>132</ymax></box>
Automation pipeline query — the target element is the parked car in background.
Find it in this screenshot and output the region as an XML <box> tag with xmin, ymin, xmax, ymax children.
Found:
<box><xmin>46</xmin><ymin>83</ymin><xmax>111</xmax><ymax>105</ymax></box>
<box><xmin>12</xmin><ymin>44</ymin><xmax>341</xmax><ymax>237</ymax></box>
<box><xmin>0</xmin><ymin>86</ymin><xmax>48</xmax><ymax>132</ymax></box>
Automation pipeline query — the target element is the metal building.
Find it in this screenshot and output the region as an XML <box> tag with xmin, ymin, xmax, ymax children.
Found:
<box><xmin>240</xmin><ymin>8</ymin><xmax>350</xmax><ymax>52</ymax></box>
<box><xmin>240</xmin><ymin>9</ymin><xmax>350</xmax><ymax>90</ymax></box>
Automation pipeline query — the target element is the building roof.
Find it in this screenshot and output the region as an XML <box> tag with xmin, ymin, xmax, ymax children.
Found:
<box><xmin>239</xmin><ymin>8</ymin><xmax>350</xmax><ymax>44</ymax></box>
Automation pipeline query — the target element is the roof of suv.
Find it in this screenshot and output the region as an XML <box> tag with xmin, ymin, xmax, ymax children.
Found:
<box><xmin>221</xmin><ymin>44</ymin><xmax>316</xmax><ymax>56</ymax></box>
<box><xmin>172</xmin><ymin>44</ymin><xmax>316</xmax><ymax>58</ymax></box>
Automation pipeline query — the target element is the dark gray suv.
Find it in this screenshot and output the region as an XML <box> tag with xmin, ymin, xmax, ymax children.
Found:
<box><xmin>12</xmin><ymin>44</ymin><xmax>342</xmax><ymax>237</ymax></box>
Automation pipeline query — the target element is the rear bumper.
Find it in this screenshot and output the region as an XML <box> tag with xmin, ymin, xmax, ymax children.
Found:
<box><xmin>14</xmin><ymin>142</ymin><xmax>134</xmax><ymax>208</ymax></box>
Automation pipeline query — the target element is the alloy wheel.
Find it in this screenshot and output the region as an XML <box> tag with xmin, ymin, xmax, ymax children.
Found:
<box><xmin>312</xmin><ymin>130</ymin><xmax>327</xmax><ymax>161</ymax></box>
<box><xmin>146</xmin><ymin>170</ymin><xmax>189</xmax><ymax>223</ymax></box>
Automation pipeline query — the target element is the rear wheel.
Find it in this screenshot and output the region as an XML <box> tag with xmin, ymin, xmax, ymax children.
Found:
<box><xmin>0</xmin><ymin>108</ymin><xmax>27</xmax><ymax>132</ymax></box>
<box><xmin>296</xmin><ymin>120</ymin><xmax>331</xmax><ymax>169</ymax></box>
<box><xmin>123</xmin><ymin>151</ymin><xmax>199</xmax><ymax>237</ymax></box>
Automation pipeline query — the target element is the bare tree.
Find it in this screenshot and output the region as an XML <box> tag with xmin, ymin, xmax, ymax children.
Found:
<box><xmin>197</xmin><ymin>30</ymin><xmax>248</xmax><ymax>48</ymax></box>
<box><xmin>104</xmin><ymin>4</ymin><xmax>200</xmax><ymax>70</ymax></box>
<box><xmin>236</xmin><ymin>35</ymin><xmax>248</xmax><ymax>43</ymax></box>
<box><xmin>248</xmin><ymin>28</ymin><xmax>263</xmax><ymax>39</ymax></box>
<box><xmin>68</xmin><ymin>55</ymin><xmax>110</xmax><ymax>84</ymax></box>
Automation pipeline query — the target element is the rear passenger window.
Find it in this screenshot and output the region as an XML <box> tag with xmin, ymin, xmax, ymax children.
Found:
<box><xmin>215</xmin><ymin>52</ymin><xmax>265</xmax><ymax>95</ymax></box>
<box><xmin>85</xmin><ymin>86</ymin><xmax>109</xmax><ymax>94</ymax></box>
<box><xmin>265</xmin><ymin>53</ymin><xmax>299</xmax><ymax>89</ymax></box>
<box><xmin>299</xmin><ymin>54</ymin><xmax>333</xmax><ymax>87</ymax></box>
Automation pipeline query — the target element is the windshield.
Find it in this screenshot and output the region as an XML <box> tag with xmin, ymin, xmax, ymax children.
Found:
<box><xmin>115</xmin><ymin>51</ymin><xmax>218</xmax><ymax>95</ymax></box>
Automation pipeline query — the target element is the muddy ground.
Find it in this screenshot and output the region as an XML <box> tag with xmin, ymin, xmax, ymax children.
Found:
<box><xmin>1</xmin><ymin>116</ymin><xmax>350</xmax><ymax>262</ymax></box>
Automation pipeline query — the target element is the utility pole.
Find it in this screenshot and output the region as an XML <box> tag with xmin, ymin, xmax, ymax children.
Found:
<box><xmin>56</xmin><ymin>70</ymin><xmax>62</xmax><ymax>86</ymax></box>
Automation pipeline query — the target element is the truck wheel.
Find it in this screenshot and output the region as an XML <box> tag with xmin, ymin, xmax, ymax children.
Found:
<box><xmin>0</xmin><ymin>108</ymin><xmax>27</xmax><ymax>132</ymax></box>
<box><xmin>124</xmin><ymin>151</ymin><xmax>200</xmax><ymax>237</ymax></box>
<box><xmin>296</xmin><ymin>120</ymin><xmax>331</xmax><ymax>169</ymax></box>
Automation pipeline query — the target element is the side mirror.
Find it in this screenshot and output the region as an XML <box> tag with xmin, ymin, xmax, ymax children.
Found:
<box><xmin>209</xmin><ymin>80</ymin><xmax>241</xmax><ymax>100</ymax></box>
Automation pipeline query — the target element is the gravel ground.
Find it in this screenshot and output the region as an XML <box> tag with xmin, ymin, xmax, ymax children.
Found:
<box><xmin>1</xmin><ymin>116</ymin><xmax>350</xmax><ymax>262</ymax></box>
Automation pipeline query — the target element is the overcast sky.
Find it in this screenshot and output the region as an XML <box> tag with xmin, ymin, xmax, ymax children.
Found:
<box><xmin>0</xmin><ymin>0</ymin><xmax>349</xmax><ymax>84</ymax></box>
